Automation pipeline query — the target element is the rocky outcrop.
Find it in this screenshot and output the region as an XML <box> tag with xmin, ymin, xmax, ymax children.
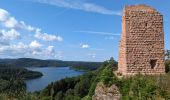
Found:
<box><xmin>92</xmin><ymin>83</ymin><xmax>121</xmax><ymax>100</ymax></box>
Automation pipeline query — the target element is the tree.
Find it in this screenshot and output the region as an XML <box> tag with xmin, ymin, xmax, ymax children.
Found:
<box><xmin>165</xmin><ymin>50</ymin><xmax>170</xmax><ymax>60</ymax></box>
<box><xmin>109</xmin><ymin>57</ymin><xmax>114</xmax><ymax>62</ymax></box>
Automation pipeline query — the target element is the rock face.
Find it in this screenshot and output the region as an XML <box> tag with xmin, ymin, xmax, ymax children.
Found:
<box><xmin>118</xmin><ymin>5</ymin><xmax>165</xmax><ymax>76</ymax></box>
<box><xmin>92</xmin><ymin>83</ymin><xmax>121</xmax><ymax>100</ymax></box>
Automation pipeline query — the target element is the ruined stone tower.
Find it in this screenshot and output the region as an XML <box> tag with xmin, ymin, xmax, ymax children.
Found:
<box><xmin>118</xmin><ymin>5</ymin><xmax>165</xmax><ymax>75</ymax></box>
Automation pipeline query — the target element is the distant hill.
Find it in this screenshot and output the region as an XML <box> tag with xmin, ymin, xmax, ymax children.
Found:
<box><xmin>0</xmin><ymin>58</ymin><xmax>102</xmax><ymax>71</ymax></box>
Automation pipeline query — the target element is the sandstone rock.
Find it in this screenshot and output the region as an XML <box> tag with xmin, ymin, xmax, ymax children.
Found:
<box><xmin>92</xmin><ymin>83</ymin><xmax>121</xmax><ymax>100</ymax></box>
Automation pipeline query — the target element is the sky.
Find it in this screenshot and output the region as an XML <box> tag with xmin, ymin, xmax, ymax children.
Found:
<box><xmin>0</xmin><ymin>0</ymin><xmax>169</xmax><ymax>62</ymax></box>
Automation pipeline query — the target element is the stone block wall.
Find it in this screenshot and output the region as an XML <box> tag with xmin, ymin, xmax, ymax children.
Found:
<box><xmin>118</xmin><ymin>5</ymin><xmax>165</xmax><ymax>75</ymax></box>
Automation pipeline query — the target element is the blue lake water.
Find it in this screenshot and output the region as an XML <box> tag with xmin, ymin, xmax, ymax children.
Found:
<box><xmin>25</xmin><ymin>67</ymin><xmax>83</xmax><ymax>92</ymax></box>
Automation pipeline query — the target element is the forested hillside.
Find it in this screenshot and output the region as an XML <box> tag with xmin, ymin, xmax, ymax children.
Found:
<box><xmin>0</xmin><ymin>59</ymin><xmax>170</xmax><ymax>100</ymax></box>
<box><xmin>0</xmin><ymin>58</ymin><xmax>102</xmax><ymax>71</ymax></box>
<box><xmin>0</xmin><ymin>64</ymin><xmax>42</xmax><ymax>94</ymax></box>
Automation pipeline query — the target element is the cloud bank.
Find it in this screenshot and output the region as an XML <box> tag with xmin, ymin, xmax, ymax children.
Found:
<box><xmin>0</xmin><ymin>8</ymin><xmax>63</xmax><ymax>42</ymax></box>
<box><xmin>0</xmin><ymin>8</ymin><xmax>63</xmax><ymax>58</ymax></box>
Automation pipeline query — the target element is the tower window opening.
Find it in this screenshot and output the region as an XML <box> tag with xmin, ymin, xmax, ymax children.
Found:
<box><xmin>150</xmin><ymin>60</ymin><xmax>157</xmax><ymax>69</ymax></box>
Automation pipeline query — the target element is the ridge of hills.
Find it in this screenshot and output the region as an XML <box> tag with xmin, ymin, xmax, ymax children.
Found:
<box><xmin>0</xmin><ymin>58</ymin><xmax>102</xmax><ymax>71</ymax></box>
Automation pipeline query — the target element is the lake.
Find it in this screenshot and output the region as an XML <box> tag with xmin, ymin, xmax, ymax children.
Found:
<box><xmin>25</xmin><ymin>67</ymin><xmax>83</xmax><ymax>92</ymax></box>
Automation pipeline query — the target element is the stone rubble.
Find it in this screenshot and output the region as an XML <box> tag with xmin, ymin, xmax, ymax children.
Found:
<box><xmin>92</xmin><ymin>83</ymin><xmax>121</xmax><ymax>100</ymax></box>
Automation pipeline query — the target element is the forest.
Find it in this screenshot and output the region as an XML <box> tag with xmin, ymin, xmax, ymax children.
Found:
<box><xmin>0</xmin><ymin>64</ymin><xmax>42</xmax><ymax>94</ymax></box>
<box><xmin>0</xmin><ymin>56</ymin><xmax>170</xmax><ymax>100</ymax></box>
<box><xmin>38</xmin><ymin>58</ymin><xmax>170</xmax><ymax>100</ymax></box>
<box><xmin>0</xmin><ymin>58</ymin><xmax>118</xmax><ymax>100</ymax></box>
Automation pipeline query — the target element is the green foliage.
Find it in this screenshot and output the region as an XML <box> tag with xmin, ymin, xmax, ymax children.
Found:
<box><xmin>88</xmin><ymin>57</ymin><xmax>118</xmax><ymax>96</ymax></box>
<box><xmin>0</xmin><ymin>58</ymin><xmax>105</xmax><ymax>100</ymax></box>
<box><xmin>165</xmin><ymin>60</ymin><xmax>170</xmax><ymax>73</ymax></box>
<box><xmin>39</xmin><ymin>71</ymin><xmax>97</xmax><ymax>99</ymax></box>
<box><xmin>64</xmin><ymin>95</ymin><xmax>81</xmax><ymax>100</ymax></box>
<box><xmin>115</xmin><ymin>74</ymin><xmax>170</xmax><ymax>100</ymax></box>
<box><xmin>58</xmin><ymin>59</ymin><xmax>170</xmax><ymax>100</ymax></box>
<box><xmin>88</xmin><ymin>78</ymin><xmax>98</xmax><ymax>97</ymax></box>
<box><xmin>82</xmin><ymin>96</ymin><xmax>91</xmax><ymax>100</ymax></box>
<box><xmin>55</xmin><ymin>91</ymin><xmax>63</xmax><ymax>100</ymax></box>
<box><xmin>0</xmin><ymin>64</ymin><xmax>42</xmax><ymax>94</ymax></box>
<box><xmin>37</xmin><ymin>57</ymin><xmax>117</xmax><ymax>99</ymax></box>
<box><xmin>2</xmin><ymin>57</ymin><xmax>170</xmax><ymax>100</ymax></box>
<box><xmin>96</xmin><ymin>57</ymin><xmax>118</xmax><ymax>87</ymax></box>
<box><xmin>100</xmin><ymin>66</ymin><xmax>114</xmax><ymax>86</ymax></box>
<box><xmin>165</xmin><ymin>50</ymin><xmax>170</xmax><ymax>60</ymax></box>
<box><xmin>0</xmin><ymin>65</ymin><xmax>42</xmax><ymax>80</ymax></box>
<box><xmin>120</xmin><ymin>75</ymin><xmax>156</xmax><ymax>99</ymax></box>
<box><xmin>86</xmin><ymin>57</ymin><xmax>170</xmax><ymax>100</ymax></box>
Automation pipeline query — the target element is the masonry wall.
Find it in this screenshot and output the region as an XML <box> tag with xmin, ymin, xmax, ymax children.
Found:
<box><xmin>118</xmin><ymin>5</ymin><xmax>165</xmax><ymax>75</ymax></box>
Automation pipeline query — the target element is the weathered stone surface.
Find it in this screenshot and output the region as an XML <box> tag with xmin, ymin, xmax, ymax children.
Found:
<box><xmin>118</xmin><ymin>5</ymin><xmax>165</xmax><ymax>76</ymax></box>
<box><xmin>92</xmin><ymin>83</ymin><xmax>121</xmax><ymax>100</ymax></box>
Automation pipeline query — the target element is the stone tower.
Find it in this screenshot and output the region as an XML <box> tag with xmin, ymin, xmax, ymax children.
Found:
<box><xmin>118</xmin><ymin>5</ymin><xmax>165</xmax><ymax>76</ymax></box>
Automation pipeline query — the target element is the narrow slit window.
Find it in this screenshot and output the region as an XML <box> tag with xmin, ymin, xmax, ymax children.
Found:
<box><xmin>145</xmin><ymin>23</ymin><xmax>147</xmax><ymax>27</ymax></box>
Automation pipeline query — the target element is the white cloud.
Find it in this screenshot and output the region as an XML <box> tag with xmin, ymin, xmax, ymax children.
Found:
<box><xmin>0</xmin><ymin>8</ymin><xmax>63</xmax><ymax>59</ymax></box>
<box><xmin>10</xmin><ymin>43</ymin><xmax>28</xmax><ymax>54</ymax></box>
<box><xmin>0</xmin><ymin>8</ymin><xmax>35</xmax><ymax>31</ymax></box>
<box><xmin>1</xmin><ymin>29</ymin><xmax>20</xmax><ymax>40</ymax></box>
<box><xmin>56</xmin><ymin>36</ymin><xmax>63</xmax><ymax>42</ymax></box>
<box><xmin>0</xmin><ymin>41</ymin><xmax>60</xmax><ymax>59</ymax></box>
<box><xmin>79</xmin><ymin>43</ymin><xmax>104</xmax><ymax>51</ymax></box>
<box><xmin>0</xmin><ymin>42</ymin><xmax>27</xmax><ymax>53</ymax></box>
<box><xmin>4</xmin><ymin>17</ymin><xmax>18</xmax><ymax>28</ymax></box>
<box><xmin>20</xmin><ymin>21</ymin><xmax>35</xmax><ymax>31</ymax></box>
<box><xmin>0</xmin><ymin>9</ymin><xmax>9</xmax><ymax>22</ymax></box>
<box><xmin>80</xmin><ymin>44</ymin><xmax>89</xmax><ymax>48</ymax></box>
<box><xmin>17</xmin><ymin>42</ymin><xmax>28</xmax><ymax>49</ymax></box>
<box><xmin>45</xmin><ymin>46</ymin><xmax>55</xmax><ymax>56</ymax></box>
<box><xmin>29</xmin><ymin>40</ymin><xmax>42</xmax><ymax>49</ymax></box>
<box><xmin>32</xmin><ymin>51</ymin><xmax>41</xmax><ymax>55</ymax></box>
<box><xmin>35</xmin><ymin>28</ymin><xmax>63</xmax><ymax>42</ymax></box>
<box><xmin>0</xmin><ymin>8</ymin><xmax>63</xmax><ymax>43</ymax></box>
<box><xmin>31</xmin><ymin>0</ymin><xmax>121</xmax><ymax>16</ymax></box>
<box><xmin>29</xmin><ymin>45</ymin><xmax>58</xmax><ymax>58</ymax></box>
<box><xmin>0</xmin><ymin>46</ymin><xmax>8</xmax><ymax>52</ymax></box>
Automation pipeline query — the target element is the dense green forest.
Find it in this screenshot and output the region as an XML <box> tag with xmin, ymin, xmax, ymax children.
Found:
<box><xmin>0</xmin><ymin>58</ymin><xmax>117</xmax><ymax>100</ymax></box>
<box><xmin>0</xmin><ymin>58</ymin><xmax>102</xmax><ymax>71</ymax></box>
<box><xmin>0</xmin><ymin>58</ymin><xmax>170</xmax><ymax>100</ymax></box>
<box><xmin>0</xmin><ymin>65</ymin><xmax>43</xmax><ymax>80</ymax></box>
<box><xmin>0</xmin><ymin>58</ymin><xmax>118</xmax><ymax>100</ymax></box>
<box><xmin>38</xmin><ymin>57</ymin><xmax>118</xmax><ymax>100</ymax></box>
<box><xmin>0</xmin><ymin>64</ymin><xmax>42</xmax><ymax>94</ymax></box>
<box><xmin>41</xmin><ymin>59</ymin><xmax>170</xmax><ymax>100</ymax></box>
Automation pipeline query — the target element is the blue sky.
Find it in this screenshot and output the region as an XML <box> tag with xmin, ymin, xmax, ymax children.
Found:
<box><xmin>0</xmin><ymin>0</ymin><xmax>169</xmax><ymax>61</ymax></box>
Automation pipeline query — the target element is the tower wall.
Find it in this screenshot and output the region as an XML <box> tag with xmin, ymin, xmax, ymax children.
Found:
<box><xmin>118</xmin><ymin>5</ymin><xmax>165</xmax><ymax>75</ymax></box>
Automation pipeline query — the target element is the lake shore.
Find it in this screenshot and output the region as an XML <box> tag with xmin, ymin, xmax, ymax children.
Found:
<box><xmin>25</xmin><ymin>67</ymin><xmax>84</xmax><ymax>92</ymax></box>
